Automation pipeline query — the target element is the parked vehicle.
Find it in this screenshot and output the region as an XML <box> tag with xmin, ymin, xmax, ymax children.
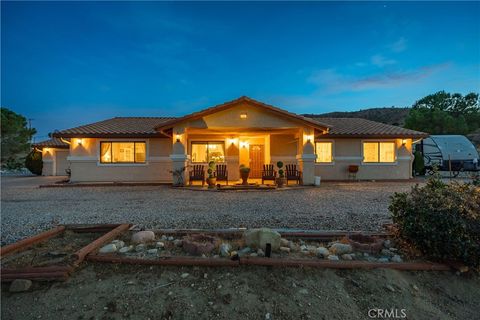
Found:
<box><xmin>415</xmin><ymin>135</ymin><xmax>479</xmax><ymax>176</ymax></box>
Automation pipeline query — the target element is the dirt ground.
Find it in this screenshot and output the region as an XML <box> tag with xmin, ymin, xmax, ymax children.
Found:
<box><xmin>2</xmin><ymin>263</ymin><xmax>479</xmax><ymax>320</ymax></box>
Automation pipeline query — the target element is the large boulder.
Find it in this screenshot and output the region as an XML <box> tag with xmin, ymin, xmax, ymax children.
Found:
<box><xmin>329</xmin><ymin>243</ymin><xmax>353</xmax><ymax>255</ymax></box>
<box><xmin>131</xmin><ymin>231</ymin><xmax>155</xmax><ymax>244</ymax></box>
<box><xmin>9</xmin><ymin>279</ymin><xmax>32</xmax><ymax>292</ymax></box>
<box><xmin>244</xmin><ymin>228</ymin><xmax>281</xmax><ymax>251</ymax></box>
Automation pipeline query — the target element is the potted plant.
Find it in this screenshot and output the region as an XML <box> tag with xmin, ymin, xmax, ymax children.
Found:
<box><xmin>206</xmin><ymin>161</ymin><xmax>217</xmax><ymax>188</ymax></box>
<box><xmin>275</xmin><ymin>161</ymin><xmax>286</xmax><ymax>187</ymax></box>
<box><xmin>239</xmin><ymin>164</ymin><xmax>250</xmax><ymax>185</ymax></box>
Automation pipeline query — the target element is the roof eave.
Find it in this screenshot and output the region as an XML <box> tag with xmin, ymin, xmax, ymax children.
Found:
<box><xmin>52</xmin><ymin>133</ymin><xmax>170</xmax><ymax>139</ymax></box>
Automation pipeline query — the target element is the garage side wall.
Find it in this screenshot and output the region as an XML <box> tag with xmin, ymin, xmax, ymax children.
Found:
<box><xmin>314</xmin><ymin>138</ymin><xmax>413</xmax><ymax>180</ymax></box>
<box><xmin>68</xmin><ymin>138</ymin><xmax>173</xmax><ymax>182</ymax></box>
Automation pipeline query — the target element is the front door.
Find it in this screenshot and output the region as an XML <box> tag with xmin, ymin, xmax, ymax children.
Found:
<box><xmin>249</xmin><ymin>144</ymin><xmax>264</xmax><ymax>178</ymax></box>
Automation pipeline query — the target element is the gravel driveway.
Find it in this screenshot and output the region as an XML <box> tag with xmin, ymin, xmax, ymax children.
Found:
<box><xmin>1</xmin><ymin>176</ymin><xmax>419</xmax><ymax>245</ymax></box>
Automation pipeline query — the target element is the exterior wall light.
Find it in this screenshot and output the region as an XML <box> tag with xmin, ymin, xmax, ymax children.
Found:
<box><xmin>176</xmin><ymin>133</ymin><xmax>181</xmax><ymax>142</ymax></box>
<box><xmin>402</xmin><ymin>139</ymin><xmax>407</xmax><ymax>146</ymax></box>
<box><xmin>228</xmin><ymin>138</ymin><xmax>236</xmax><ymax>145</ymax></box>
<box><xmin>305</xmin><ymin>135</ymin><xmax>314</xmax><ymax>143</ymax></box>
<box><xmin>240</xmin><ymin>113</ymin><xmax>247</xmax><ymax>119</ymax></box>
<box><xmin>240</xmin><ymin>141</ymin><xmax>249</xmax><ymax>148</ymax></box>
<box><xmin>77</xmin><ymin>139</ymin><xmax>83</xmax><ymax>146</ymax></box>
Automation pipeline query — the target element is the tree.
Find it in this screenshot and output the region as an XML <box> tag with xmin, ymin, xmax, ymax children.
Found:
<box><xmin>25</xmin><ymin>150</ymin><xmax>43</xmax><ymax>175</ymax></box>
<box><xmin>405</xmin><ymin>91</ymin><xmax>479</xmax><ymax>135</ymax></box>
<box><xmin>1</xmin><ymin>108</ymin><xmax>37</xmax><ymax>169</ymax></box>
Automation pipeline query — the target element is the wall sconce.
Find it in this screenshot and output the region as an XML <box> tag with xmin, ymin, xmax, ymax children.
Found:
<box><xmin>402</xmin><ymin>139</ymin><xmax>407</xmax><ymax>146</ymax></box>
<box><xmin>44</xmin><ymin>148</ymin><xmax>50</xmax><ymax>153</ymax></box>
<box><xmin>240</xmin><ymin>141</ymin><xmax>249</xmax><ymax>148</ymax></box>
<box><xmin>240</xmin><ymin>113</ymin><xmax>247</xmax><ymax>119</ymax></box>
<box><xmin>305</xmin><ymin>135</ymin><xmax>314</xmax><ymax>143</ymax></box>
<box><xmin>175</xmin><ymin>133</ymin><xmax>181</xmax><ymax>142</ymax></box>
<box><xmin>228</xmin><ymin>138</ymin><xmax>236</xmax><ymax>145</ymax></box>
<box><xmin>77</xmin><ymin>138</ymin><xmax>83</xmax><ymax>146</ymax></box>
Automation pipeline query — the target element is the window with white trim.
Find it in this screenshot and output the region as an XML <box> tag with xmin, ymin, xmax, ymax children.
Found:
<box><xmin>100</xmin><ymin>142</ymin><xmax>146</xmax><ymax>163</ymax></box>
<box><xmin>363</xmin><ymin>142</ymin><xmax>395</xmax><ymax>163</ymax></box>
<box><xmin>315</xmin><ymin>141</ymin><xmax>333</xmax><ymax>163</ymax></box>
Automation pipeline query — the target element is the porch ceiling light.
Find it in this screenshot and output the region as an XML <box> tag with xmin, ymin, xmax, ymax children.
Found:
<box><xmin>240</xmin><ymin>113</ymin><xmax>247</xmax><ymax>119</ymax></box>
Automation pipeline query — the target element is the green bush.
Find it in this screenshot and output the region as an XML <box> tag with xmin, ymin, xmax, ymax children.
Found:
<box><xmin>389</xmin><ymin>176</ymin><xmax>480</xmax><ymax>268</ymax></box>
<box><xmin>25</xmin><ymin>150</ymin><xmax>43</xmax><ymax>175</ymax></box>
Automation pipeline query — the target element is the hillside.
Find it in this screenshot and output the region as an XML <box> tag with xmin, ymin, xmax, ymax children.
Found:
<box><xmin>304</xmin><ymin>107</ymin><xmax>410</xmax><ymax>126</ymax></box>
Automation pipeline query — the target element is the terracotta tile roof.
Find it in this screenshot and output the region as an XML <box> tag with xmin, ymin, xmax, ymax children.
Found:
<box><xmin>155</xmin><ymin>96</ymin><xmax>332</xmax><ymax>131</ymax></box>
<box><xmin>308</xmin><ymin>117</ymin><xmax>428</xmax><ymax>138</ymax></box>
<box><xmin>33</xmin><ymin>138</ymin><xmax>70</xmax><ymax>149</ymax></box>
<box><xmin>52</xmin><ymin>117</ymin><xmax>175</xmax><ymax>138</ymax></box>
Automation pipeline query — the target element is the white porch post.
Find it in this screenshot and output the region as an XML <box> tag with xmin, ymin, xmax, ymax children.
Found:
<box><xmin>170</xmin><ymin>127</ymin><xmax>189</xmax><ymax>186</ymax></box>
<box><xmin>297</xmin><ymin>127</ymin><xmax>317</xmax><ymax>185</ymax></box>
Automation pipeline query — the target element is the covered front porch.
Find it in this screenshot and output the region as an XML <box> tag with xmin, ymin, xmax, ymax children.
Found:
<box><xmin>155</xmin><ymin>96</ymin><xmax>330</xmax><ymax>186</ymax></box>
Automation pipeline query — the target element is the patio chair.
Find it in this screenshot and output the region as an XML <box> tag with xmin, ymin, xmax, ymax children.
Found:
<box><xmin>285</xmin><ymin>164</ymin><xmax>302</xmax><ymax>185</ymax></box>
<box><xmin>261</xmin><ymin>164</ymin><xmax>276</xmax><ymax>185</ymax></box>
<box><xmin>189</xmin><ymin>165</ymin><xmax>205</xmax><ymax>186</ymax></box>
<box><xmin>215</xmin><ymin>164</ymin><xmax>228</xmax><ymax>185</ymax></box>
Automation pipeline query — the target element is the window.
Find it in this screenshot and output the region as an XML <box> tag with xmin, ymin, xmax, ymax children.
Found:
<box><xmin>100</xmin><ymin>142</ymin><xmax>146</xmax><ymax>163</ymax></box>
<box><xmin>315</xmin><ymin>142</ymin><xmax>333</xmax><ymax>163</ymax></box>
<box><xmin>191</xmin><ymin>142</ymin><xmax>225</xmax><ymax>163</ymax></box>
<box><xmin>363</xmin><ymin>142</ymin><xmax>395</xmax><ymax>163</ymax></box>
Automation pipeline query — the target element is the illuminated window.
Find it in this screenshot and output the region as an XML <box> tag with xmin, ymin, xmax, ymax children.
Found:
<box><xmin>191</xmin><ymin>142</ymin><xmax>225</xmax><ymax>163</ymax></box>
<box><xmin>363</xmin><ymin>142</ymin><xmax>395</xmax><ymax>163</ymax></box>
<box><xmin>100</xmin><ymin>142</ymin><xmax>146</xmax><ymax>163</ymax></box>
<box><xmin>315</xmin><ymin>142</ymin><xmax>333</xmax><ymax>163</ymax></box>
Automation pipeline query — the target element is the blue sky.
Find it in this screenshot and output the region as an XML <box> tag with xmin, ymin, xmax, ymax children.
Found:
<box><xmin>1</xmin><ymin>1</ymin><xmax>479</xmax><ymax>141</ymax></box>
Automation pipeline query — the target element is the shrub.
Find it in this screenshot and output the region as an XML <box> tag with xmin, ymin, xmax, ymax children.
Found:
<box><xmin>389</xmin><ymin>175</ymin><xmax>480</xmax><ymax>268</ymax></box>
<box><xmin>25</xmin><ymin>150</ymin><xmax>43</xmax><ymax>175</ymax></box>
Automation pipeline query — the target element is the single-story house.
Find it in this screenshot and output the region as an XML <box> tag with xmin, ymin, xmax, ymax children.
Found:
<box><xmin>36</xmin><ymin>96</ymin><xmax>427</xmax><ymax>184</ymax></box>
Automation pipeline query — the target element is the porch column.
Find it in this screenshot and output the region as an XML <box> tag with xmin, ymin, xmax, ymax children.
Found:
<box><xmin>297</xmin><ymin>154</ymin><xmax>316</xmax><ymax>185</ymax></box>
<box><xmin>170</xmin><ymin>127</ymin><xmax>189</xmax><ymax>186</ymax></box>
<box><xmin>297</xmin><ymin>127</ymin><xmax>317</xmax><ymax>185</ymax></box>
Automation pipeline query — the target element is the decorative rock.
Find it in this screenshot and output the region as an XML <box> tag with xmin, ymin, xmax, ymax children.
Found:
<box><xmin>156</xmin><ymin>242</ymin><xmax>165</xmax><ymax>248</ymax></box>
<box><xmin>300</xmin><ymin>245</ymin><xmax>307</xmax><ymax>251</ymax></box>
<box><xmin>119</xmin><ymin>245</ymin><xmax>133</xmax><ymax>254</ymax></box>
<box><xmin>161</xmin><ymin>235</ymin><xmax>167</xmax><ymax>240</ymax></box>
<box><xmin>111</xmin><ymin>240</ymin><xmax>125</xmax><ymax>249</ymax></box>
<box><xmin>244</xmin><ymin>228</ymin><xmax>281</xmax><ymax>251</ymax></box>
<box><xmin>147</xmin><ymin>249</ymin><xmax>158</xmax><ymax>254</ymax></box>
<box><xmin>391</xmin><ymin>255</ymin><xmax>403</xmax><ymax>263</ymax></box>
<box><xmin>381</xmin><ymin>249</ymin><xmax>395</xmax><ymax>257</ymax></box>
<box><xmin>250</xmin><ymin>253</ymin><xmax>258</xmax><ymax>257</ymax></box>
<box><xmin>238</xmin><ymin>247</ymin><xmax>252</xmax><ymax>257</ymax></box>
<box><xmin>386</xmin><ymin>284</ymin><xmax>395</xmax><ymax>292</ymax></box>
<box><xmin>279</xmin><ymin>246</ymin><xmax>291</xmax><ymax>253</ymax></box>
<box><xmin>135</xmin><ymin>244</ymin><xmax>146</xmax><ymax>252</ymax></box>
<box><xmin>316</xmin><ymin>247</ymin><xmax>330</xmax><ymax>258</ymax></box>
<box><xmin>131</xmin><ymin>231</ymin><xmax>155</xmax><ymax>244</ymax></box>
<box><xmin>167</xmin><ymin>236</ymin><xmax>174</xmax><ymax>241</ymax></box>
<box><xmin>219</xmin><ymin>243</ymin><xmax>231</xmax><ymax>257</ymax></box>
<box><xmin>327</xmin><ymin>255</ymin><xmax>339</xmax><ymax>261</ymax></box>
<box><xmin>412</xmin><ymin>285</ymin><xmax>419</xmax><ymax>291</ymax></box>
<box><xmin>230</xmin><ymin>250</ymin><xmax>238</xmax><ymax>257</ymax></box>
<box><xmin>280</xmin><ymin>238</ymin><xmax>289</xmax><ymax>246</ymax></box>
<box><xmin>378</xmin><ymin>257</ymin><xmax>390</xmax><ymax>263</ymax></box>
<box><xmin>329</xmin><ymin>243</ymin><xmax>353</xmax><ymax>255</ymax></box>
<box><xmin>257</xmin><ymin>249</ymin><xmax>265</xmax><ymax>257</ymax></box>
<box><xmin>183</xmin><ymin>234</ymin><xmax>219</xmax><ymax>255</ymax></box>
<box><xmin>383</xmin><ymin>239</ymin><xmax>392</xmax><ymax>248</ymax></box>
<box><xmin>9</xmin><ymin>279</ymin><xmax>32</xmax><ymax>292</ymax></box>
<box><xmin>307</xmin><ymin>245</ymin><xmax>317</xmax><ymax>253</ymax></box>
<box><xmin>99</xmin><ymin>244</ymin><xmax>117</xmax><ymax>253</ymax></box>
<box><xmin>173</xmin><ymin>239</ymin><xmax>183</xmax><ymax>247</ymax></box>
<box><xmin>265</xmin><ymin>313</ymin><xmax>271</xmax><ymax>320</ymax></box>
<box><xmin>298</xmin><ymin>288</ymin><xmax>309</xmax><ymax>295</ymax></box>
<box><xmin>180</xmin><ymin>273</ymin><xmax>190</xmax><ymax>279</ymax></box>
<box><xmin>341</xmin><ymin>254</ymin><xmax>354</xmax><ymax>261</ymax></box>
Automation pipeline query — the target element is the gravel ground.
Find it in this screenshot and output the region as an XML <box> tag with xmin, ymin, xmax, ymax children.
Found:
<box><xmin>0</xmin><ymin>176</ymin><xmax>423</xmax><ymax>245</ymax></box>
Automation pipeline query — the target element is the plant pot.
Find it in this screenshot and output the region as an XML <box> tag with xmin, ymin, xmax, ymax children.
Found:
<box><xmin>240</xmin><ymin>170</ymin><xmax>250</xmax><ymax>185</ymax></box>
<box><xmin>276</xmin><ymin>177</ymin><xmax>286</xmax><ymax>188</ymax></box>
<box><xmin>348</xmin><ymin>165</ymin><xmax>359</xmax><ymax>173</ymax></box>
<box><xmin>207</xmin><ymin>177</ymin><xmax>217</xmax><ymax>188</ymax></box>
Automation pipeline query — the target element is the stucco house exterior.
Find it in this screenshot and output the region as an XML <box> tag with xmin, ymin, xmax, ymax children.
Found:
<box><xmin>35</xmin><ymin>96</ymin><xmax>427</xmax><ymax>184</ymax></box>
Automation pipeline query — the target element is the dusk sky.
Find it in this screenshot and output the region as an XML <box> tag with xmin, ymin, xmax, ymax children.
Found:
<box><xmin>2</xmin><ymin>1</ymin><xmax>479</xmax><ymax>141</ymax></box>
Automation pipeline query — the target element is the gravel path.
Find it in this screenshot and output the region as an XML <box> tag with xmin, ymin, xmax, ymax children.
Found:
<box><xmin>1</xmin><ymin>176</ymin><xmax>419</xmax><ymax>245</ymax></box>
